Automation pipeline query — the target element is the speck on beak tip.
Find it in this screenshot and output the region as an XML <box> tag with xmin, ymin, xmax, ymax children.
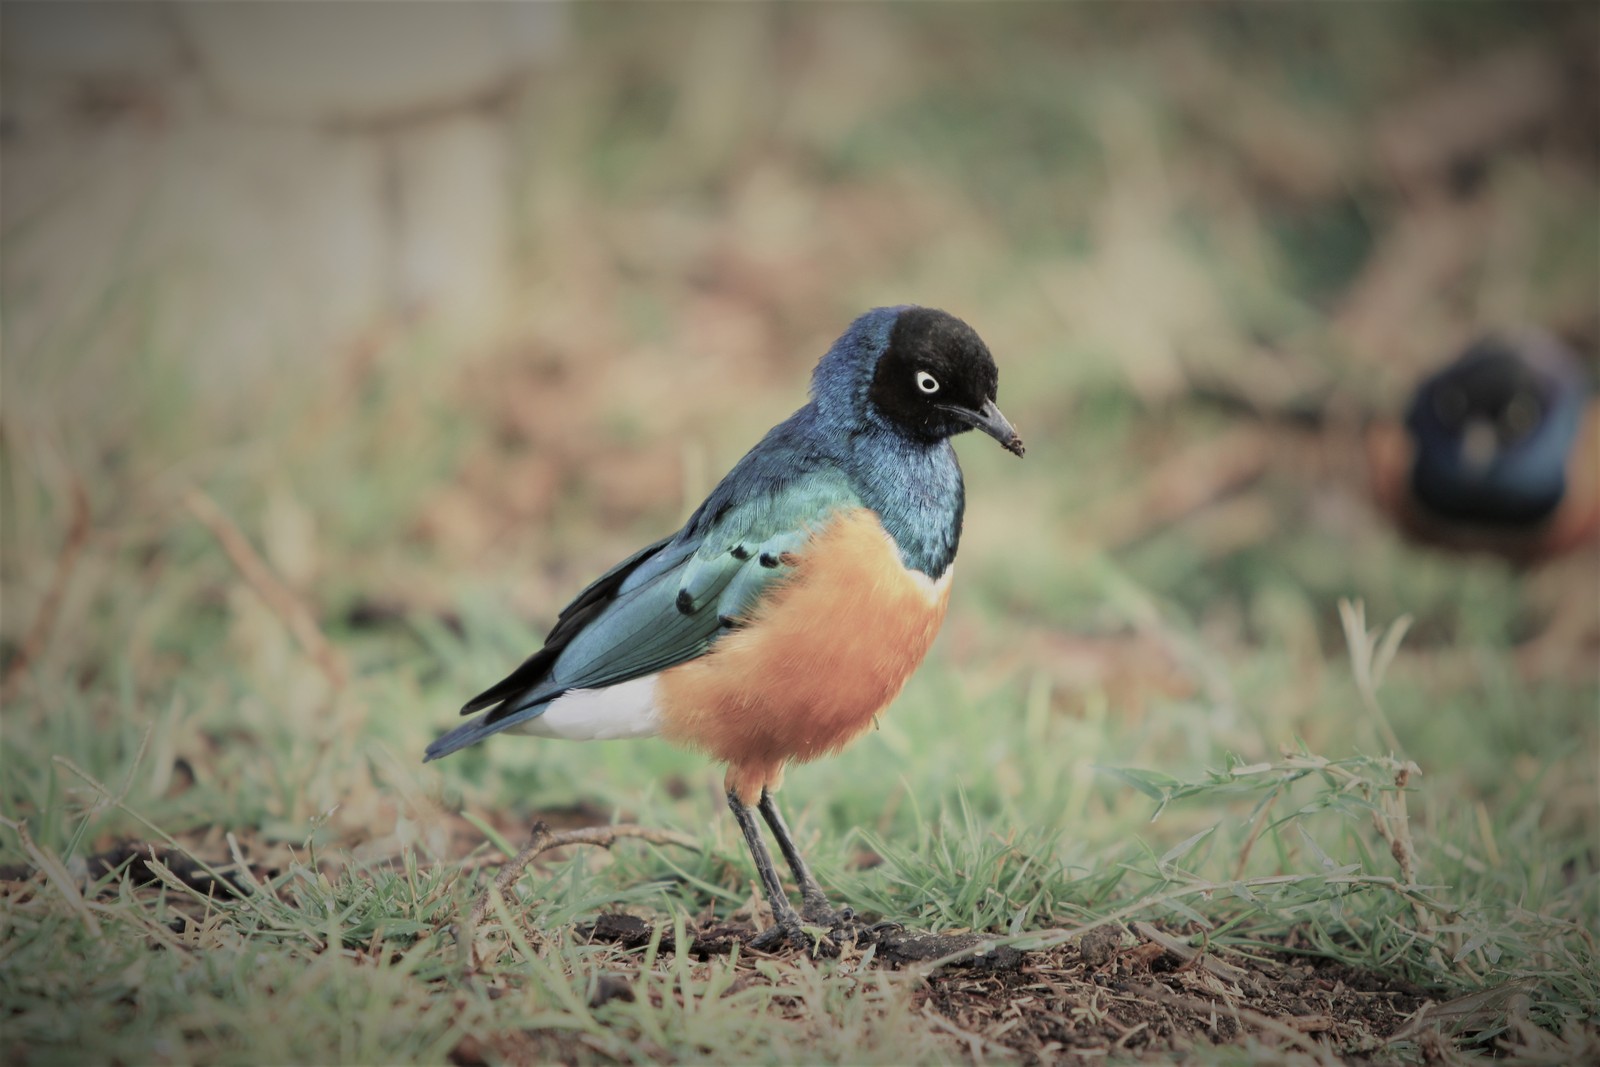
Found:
<box><xmin>955</xmin><ymin>397</ymin><xmax>1025</xmax><ymax>457</ymax></box>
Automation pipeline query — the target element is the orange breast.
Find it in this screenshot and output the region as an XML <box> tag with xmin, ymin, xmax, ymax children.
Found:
<box><xmin>657</xmin><ymin>507</ymin><xmax>952</xmax><ymax>802</ymax></box>
<box><xmin>1539</xmin><ymin>403</ymin><xmax>1600</xmax><ymax>560</ymax></box>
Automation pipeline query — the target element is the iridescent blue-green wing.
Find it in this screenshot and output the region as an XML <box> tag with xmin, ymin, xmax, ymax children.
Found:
<box><xmin>454</xmin><ymin>533</ymin><xmax>682</xmax><ymax>717</ymax></box>
<box><xmin>425</xmin><ymin>460</ymin><xmax>858</xmax><ymax>760</ymax></box>
<box><xmin>538</xmin><ymin>465</ymin><xmax>858</xmax><ymax>695</ymax></box>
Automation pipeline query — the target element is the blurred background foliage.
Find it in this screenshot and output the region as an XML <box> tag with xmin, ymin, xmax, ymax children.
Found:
<box><xmin>2</xmin><ymin>0</ymin><xmax>1595</xmax><ymax>906</ymax></box>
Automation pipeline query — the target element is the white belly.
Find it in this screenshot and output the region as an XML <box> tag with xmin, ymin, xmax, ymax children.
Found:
<box><xmin>509</xmin><ymin>674</ymin><xmax>662</xmax><ymax>741</ymax></box>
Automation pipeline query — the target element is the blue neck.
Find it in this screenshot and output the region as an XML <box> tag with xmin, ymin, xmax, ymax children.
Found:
<box><xmin>801</xmin><ymin>307</ymin><xmax>967</xmax><ymax>576</ymax></box>
<box><xmin>843</xmin><ymin>428</ymin><xmax>966</xmax><ymax>578</ymax></box>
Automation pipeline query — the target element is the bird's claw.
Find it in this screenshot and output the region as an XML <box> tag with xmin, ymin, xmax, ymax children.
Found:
<box><xmin>749</xmin><ymin>912</ymin><xmax>837</xmax><ymax>956</ymax></box>
<box><xmin>749</xmin><ymin>899</ymin><xmax>892</xmax><ymax>956</ymax></box>
<box><xmin>801</xmin><ymin>898</ymin><xmax>853</xmax><ymax>927</ymax></box>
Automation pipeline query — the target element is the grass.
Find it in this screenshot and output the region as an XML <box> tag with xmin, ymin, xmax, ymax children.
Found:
<box><xmin>3</xmin><ymin>3</ymin><xmax>1598</xmax><ymax>1064</ymax></box>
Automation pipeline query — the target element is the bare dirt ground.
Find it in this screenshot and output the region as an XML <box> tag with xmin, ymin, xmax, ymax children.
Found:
<box><xmin>566</xmin><ymin>914</ymin><xmax>1431</xmax><ymax>1064</ymax></box>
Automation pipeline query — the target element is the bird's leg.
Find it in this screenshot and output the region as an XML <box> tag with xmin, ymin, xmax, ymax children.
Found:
<box><xmin>757</xmin><ymin>790</ymin><xmax>853</xmax><ymax>927</ymax></box>
<box><xmin>726</xmin><ymin>789</ymin><xmax>809</xmax><ymax>950</ymax></box>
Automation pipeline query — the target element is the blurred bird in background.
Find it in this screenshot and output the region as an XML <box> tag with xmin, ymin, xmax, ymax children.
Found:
<box><xmin>426</xmin><ymin>306</ymin><xmax>1024</xmax><ymax>950</ymax></box>
<box><xmin>1367</xmin><ymin>329</ymin><xmax>1598</xmax><ymax>566</ymax></box>
<box><xmin>1184</xmin><ymin>326</ymin><xmax>1596</xmax><ymax>676</ymax></box>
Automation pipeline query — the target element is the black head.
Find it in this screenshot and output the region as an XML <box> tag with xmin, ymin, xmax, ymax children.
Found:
<box><xmin>1409</xmin><ymin>339</ymin><xmax>1548</xmax><ymax>455</ymax></box>
<box><xmin>867</xmin><ymin>308</ymin><xmax>1024</xmax><ymax>455</ymax></box>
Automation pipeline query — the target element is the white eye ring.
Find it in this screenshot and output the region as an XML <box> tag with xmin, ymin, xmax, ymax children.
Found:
<box><xmin>916</xmin><ymin>371</ymin><xmax>940</xmax><ymax>394</ymax></box>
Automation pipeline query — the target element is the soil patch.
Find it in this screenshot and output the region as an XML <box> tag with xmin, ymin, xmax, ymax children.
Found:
<box><xmin>582</xmin><ymin>915</ymin><xmax>1432</xmax><ymax>1061</ymax></box>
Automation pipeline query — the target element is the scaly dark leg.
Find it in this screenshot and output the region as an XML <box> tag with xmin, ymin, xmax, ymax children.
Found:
<box><xmin>757</xmin><ymin>790</ymin><xmax>854</xmax><ymax>926</ymax></box>
<box><xmin>726</xmin><ymin>789</ymin><xmax>808</xmax><ymax>950</ymax></box>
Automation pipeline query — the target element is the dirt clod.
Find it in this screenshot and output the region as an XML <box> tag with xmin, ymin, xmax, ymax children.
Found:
<box><xmin>1076</xmin><ymin>923</ymin><xmax>1125</xmax><ymax>968</ymax></box>
<box><xmin>871</xmin><ymin>929</ymin><xmax>1026</xmax><ymax>973</ymax></box>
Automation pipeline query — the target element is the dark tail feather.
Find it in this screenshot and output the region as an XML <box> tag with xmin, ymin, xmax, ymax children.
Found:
<box><xmin>459</xmin><ymin>537</ymin><xmax>674</xmax><ymax>717</ymax></box>
<box><xmin>460</xmin><ymin>646</ymin><xmax>559</xmax><ymax>716</ymax></box>
<box><xmin>424</xmin><ymin>699</ymin><xmax>548</xmax><ymax>761</ymax></box>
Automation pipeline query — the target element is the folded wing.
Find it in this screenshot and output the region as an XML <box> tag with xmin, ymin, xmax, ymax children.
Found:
<box><xmin>424</xmin><ymin>467</ymin><xmax>857</xmax><ymax>760</ymax></box>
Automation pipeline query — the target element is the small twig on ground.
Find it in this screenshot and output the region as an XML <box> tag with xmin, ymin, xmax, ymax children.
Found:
<box><xmin>1132</xmin><ymin>922</ymin><xmax>1251</xmax><ymax>986</ymax></box>
<box><xmin>467</xmin><ymin>822</ymin><xmax>702</xmax><ymax>929</ymax></box>
<box><xmin>2</xmin><ymin>477</ymin><xmax>91</xmax><ymax>702</ymax></box>
<box><xmin>184</xmin><ymin>487</ymin><xmax>347</xmax><ymax>690</ymax></box>
<box><xmin>1369</xmin><ymin>762</ymin><xmax>1447</xmax><ymax>969</ymax></box>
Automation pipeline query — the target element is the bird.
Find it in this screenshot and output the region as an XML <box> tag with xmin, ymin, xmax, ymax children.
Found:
<box><xmin>1366</xmin><ymin>329</ymin><xmax>1598</xmax><ymax>565</ymax></box>
<box><xmin>425</xmin><ymin>306</ymin><xmax>1024</xmax><ymax>949</ymax></box>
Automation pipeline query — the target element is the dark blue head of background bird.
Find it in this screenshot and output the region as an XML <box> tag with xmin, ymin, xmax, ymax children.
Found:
<box><xmin>1405</xmin><ymin>331</ymin><xmax>1589</xmax><ymax>527</ymax></box>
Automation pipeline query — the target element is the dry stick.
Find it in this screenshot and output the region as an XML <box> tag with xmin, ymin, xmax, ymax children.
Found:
<box><xmin>183</xmin><ymin>487</ymin><xmax>347</xmax><ymax>690</ymax></box>
<box><xmin>2</xmin><ymin>478</ymin><xmax>91</xmax><ymax>703</ymax></box>
<box><xmin>1132</xmin><ymin>921</ymin><xmax>1251</xmax><ymax>986</ymax></box>
<box><xmin>1376</xmin><ymin>43</ymin><xmax>1564</xmax><ymax>190</ymax></box>
<box><xmin>1372</xmin><ymin>765</ymin><xmax>1448</xmax><ymax>971</ymax></box>
<box><xmin>467</xmin><ymin>822</ymin><xmax>702</xmax><ymax>929</ymax></box>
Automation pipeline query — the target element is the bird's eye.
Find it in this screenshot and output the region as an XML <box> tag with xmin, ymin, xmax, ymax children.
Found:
<box><xmin>915</xmin><ymin>371</ymin><xmax>940</xmax><ymax>394</ymax></box>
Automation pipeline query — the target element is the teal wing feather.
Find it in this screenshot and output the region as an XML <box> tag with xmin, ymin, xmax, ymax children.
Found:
<box><xmin>546</xmin><ymin>468</ymin><xmax>858</xmax><ymax>693</ymax></box>
<box><xmin>424</xmin><ymin>469</ymin><xmax>860</xmax><ymax>759</ymax></box>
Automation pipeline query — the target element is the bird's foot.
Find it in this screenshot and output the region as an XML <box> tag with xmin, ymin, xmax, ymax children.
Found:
<box><xmin>829</xmin><ymin>916</ymin><xmax>904</xmax><ymax>949</ymax></box>
<box><xmin>746</xmin><ymin>905</ymin><xmax>906</xmax><ymax>956</ymax></box>
<box><xmin>799</xmin><ymin>895</ymin><xmax>853</xmax><ymax>929</ymax></box>
<box><xmin>749</xmin><ymin>909</ymin><xmax>839</xmax><ymax>956</ymax></box>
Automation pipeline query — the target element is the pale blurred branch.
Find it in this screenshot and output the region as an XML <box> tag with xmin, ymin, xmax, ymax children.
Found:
<box><xmin>184</xmin><ymin>487</ymin><xmax>348</xmax><ymax>691</ymax></box>
<box><xmin>2</xmin><ymin>477</ymin><xmax>91</xmax><ymax>703</ymax></box>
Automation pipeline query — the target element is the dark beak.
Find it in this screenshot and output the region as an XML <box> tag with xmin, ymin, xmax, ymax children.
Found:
<box><xmin>945</xmin><ymin>398</ymin><xmax>1025</xmax><ymax>457</ymax></box>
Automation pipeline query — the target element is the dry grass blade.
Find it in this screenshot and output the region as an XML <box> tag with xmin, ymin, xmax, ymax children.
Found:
<box><xmin>922</xmin><ymin>1005</ymin><xmax>1018</xmax><ymax>1063</ymax></box>
<box><xmin>50</xmin><ymin>756</ymin><xmax>290</xmax><ymax>933</ymax></box>
<box><xmin>183</xmin><ymin>487</ymin><xmax>348</xmax><ymax>690</ymax></box>
<box><xmin>1132</xmin><ymin>921</ymin><xmax>1250</xmax><ymax>985</ymax></box>
<box><xmin>0</xmin><ymin>816</ymin><xmax>102</xmax><ymax>936</ymax></box>
<box><xmin>1337</xmin><ymin>599</ymin><xmax>1407</xmax><ymax>756</ymax></box>
<box><xmin>467</xmin><ymin>821</ymin><xmax>702</xmax><ymax>928</ymax></box>
<box><xmin>1389</xmin><ymin>980</ymin><xmax>1539</xmax><ymax>1043</ymax></box>
<box><xmin>1</xmin><ymin>476</ymin><xmax>90</xmax><ymax>702</ymax></box>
